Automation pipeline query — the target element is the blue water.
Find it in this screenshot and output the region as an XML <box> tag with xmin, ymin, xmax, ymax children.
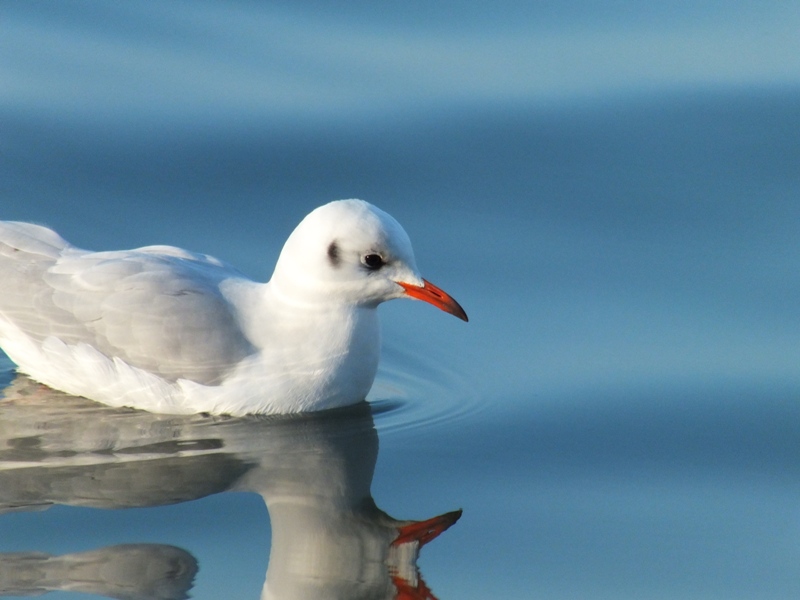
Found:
<box><xmin>2</xmin><ymin>2</ymin><xmax>800</xmax><ymax>599</ymax></box>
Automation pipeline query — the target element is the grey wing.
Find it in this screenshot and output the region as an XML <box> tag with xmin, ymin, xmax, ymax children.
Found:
<box><xmin>0</xmin><ymin>222</ymin><xmax>255</xmax><ymax>385</ymax></box>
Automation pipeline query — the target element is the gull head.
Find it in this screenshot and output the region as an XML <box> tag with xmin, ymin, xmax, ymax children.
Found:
<box><xmin>270</xmin><ymin>199</ymin><xmax>467</xmax><ymax>320</ymax></box>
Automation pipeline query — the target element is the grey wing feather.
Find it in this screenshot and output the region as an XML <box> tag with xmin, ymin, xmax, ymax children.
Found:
<box><xmin>0</xmin><ymin>222</ymin><xmax>255</xmax><ymax>385</ymax></box>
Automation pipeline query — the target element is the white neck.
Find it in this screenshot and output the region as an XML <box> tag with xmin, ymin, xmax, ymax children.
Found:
<box><xmin>220</xmin><ymin>279</ymin><xmax>381</xmax><ymax>413</ymax></box>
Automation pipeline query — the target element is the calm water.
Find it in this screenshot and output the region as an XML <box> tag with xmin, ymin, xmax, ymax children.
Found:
<box><xmin>2</xmin><ymin>3</ymin><xmax>800</xmax><ymax>599</ymax></box>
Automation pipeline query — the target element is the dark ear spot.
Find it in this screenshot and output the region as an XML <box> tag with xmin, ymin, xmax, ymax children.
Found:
<box><xmin>327</xmin><ymin>240</ymin><xmax>341</xmax><ymax>267</ymax></box>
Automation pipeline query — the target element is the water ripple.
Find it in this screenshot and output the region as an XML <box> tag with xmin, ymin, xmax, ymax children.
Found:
<box><xmin>368</xmin><ymin>343</ymin><xmax>484</xmax><ymax>437</ymax></box>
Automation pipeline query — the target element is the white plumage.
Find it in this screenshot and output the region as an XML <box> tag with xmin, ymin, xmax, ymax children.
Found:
<box><xmin>0</xmin><ymin>200</ymin><xmax>466</xmax><ymax>415</ymax></box>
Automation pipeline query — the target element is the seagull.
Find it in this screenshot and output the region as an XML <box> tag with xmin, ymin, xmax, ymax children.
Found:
<box><xmin>0</xmin><ymin>199</ymin><xmax>467</xmax><ymax>415</ymax></box>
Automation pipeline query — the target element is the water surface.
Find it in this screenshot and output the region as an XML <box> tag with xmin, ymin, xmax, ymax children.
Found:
<box><xmin>2</xmin><ymin>3</ymin><xmax>800</xmax><ymax>599</ymax></box>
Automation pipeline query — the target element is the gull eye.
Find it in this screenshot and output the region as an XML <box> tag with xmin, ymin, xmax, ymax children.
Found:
<box><xmin>362</xmin><ymin>253</ymin><xmax>384</xmax><ymax>270</ymax></box>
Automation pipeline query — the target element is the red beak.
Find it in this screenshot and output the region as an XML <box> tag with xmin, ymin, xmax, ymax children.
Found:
<box><xmin>398</xmin><ymin>279</ymin><xmax>468</xmax><ymax>322</ymax></box>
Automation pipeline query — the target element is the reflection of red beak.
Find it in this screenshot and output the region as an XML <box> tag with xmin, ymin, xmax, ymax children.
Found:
<box><xmin>391</xmin><ymin>574</ymin><xmax>436</xmax><ymax>600</ymax></box>
<box><xmin>398</xmin><ymin>280</ymin><xmax>469</xmax><ymax>322</ymax></box>
<box><xmin>391</xmin><ymin>510</ymin><xmax>462</xmax><ymax>599</ymax></box>
<box><xmin>393</xmin><ymin>509</ymin><xmax>463</xmax><ymax>548</ymax></box>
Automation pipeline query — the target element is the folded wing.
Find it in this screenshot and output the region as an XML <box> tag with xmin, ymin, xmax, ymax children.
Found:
<box><xmin>0</xmin><ymin>222</ymin><xmax>254</xmax><ymax>385</ymax></box>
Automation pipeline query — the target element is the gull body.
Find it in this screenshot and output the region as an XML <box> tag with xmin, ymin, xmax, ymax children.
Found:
<box><xmin>0</xmin><ymin>200</ymin><xmax>466</xmax><ymax>415</ymax></box>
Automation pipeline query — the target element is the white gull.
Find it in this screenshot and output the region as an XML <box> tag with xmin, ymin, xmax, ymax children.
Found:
<box><xmin>0</xmin><ymin>199</ymin><xmax>467</xmax><ymax>415</ymax></box>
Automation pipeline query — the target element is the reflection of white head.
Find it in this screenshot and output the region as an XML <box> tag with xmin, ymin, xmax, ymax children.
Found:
<box><xmin>262</xmin><ymin>501</ymin><xmax>461</xmax><ymax>600</ymax></box>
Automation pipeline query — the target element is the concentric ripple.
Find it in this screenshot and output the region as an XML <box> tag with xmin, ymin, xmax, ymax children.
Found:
<box><xmin>368</xmin><ymin>343</ymin><xmax>484</xmax><ymax>437</ymax></box>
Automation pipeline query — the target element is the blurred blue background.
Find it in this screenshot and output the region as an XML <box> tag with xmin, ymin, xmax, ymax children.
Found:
<box><xmin>1</xmin><ymin>2</ymin><xmax>799</xmax><ymax>599</ymax></box>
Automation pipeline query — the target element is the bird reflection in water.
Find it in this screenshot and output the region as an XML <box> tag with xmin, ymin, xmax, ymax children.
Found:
<box><xmin>0</xmin><ymin>375</ymin><xmax>461</xmax><ymax>600</ymax></box>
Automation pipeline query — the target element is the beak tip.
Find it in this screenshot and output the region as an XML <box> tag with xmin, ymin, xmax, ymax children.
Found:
<box><xmin>450</xmin><ymin>303</ymin><xmax>469</xmax><ymax>322</ymax></box>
